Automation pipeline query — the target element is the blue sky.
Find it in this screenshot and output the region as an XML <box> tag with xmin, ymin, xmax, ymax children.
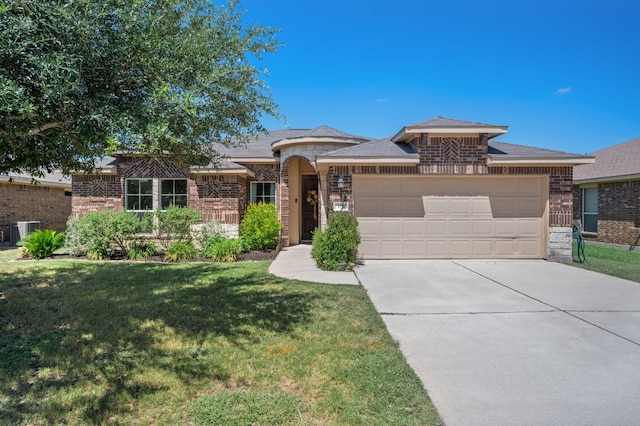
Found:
<box><xmin>242</xmin><ymin>0</ymin><xmax>640</xmax><ymax>154</ymax></box>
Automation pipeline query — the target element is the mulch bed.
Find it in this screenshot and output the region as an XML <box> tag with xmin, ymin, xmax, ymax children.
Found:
<box><xmin>42</xmin><ymin>248</ymin><xmax>278</xmax><ymax>263</ymax></box>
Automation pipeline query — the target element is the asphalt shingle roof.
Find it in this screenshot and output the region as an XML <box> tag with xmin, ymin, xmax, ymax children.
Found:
<box><xmin>320</xmin><ymin>137</ymin><xmax>418</xmax><ymax>158</ymax></box>
<box><xmin>406</xmin><ymin>116</ymin><xmax>508</xmax><ymax>130</ymax></box>
<box><xmin>573</xmin><ymin>137</ymin><xmax>640</xmax><ymax>181</ymax></box>
<box><xmin>218</xmin><ymin>126</ymin><xmax>370</xmax><ymax>158</ymax></box>
<box><xmin>1</xmin><ymin>171</ymin><xmax>71</xmax><ymax>187</ymax></box>
<box><xmin>488</xmin><ymin>141</ymin><xmax>589</xmax><ymax>160</ymax></box>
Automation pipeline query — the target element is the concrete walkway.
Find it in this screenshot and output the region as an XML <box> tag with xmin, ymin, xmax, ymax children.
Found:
<box><xmin>268</xmin><ymin>244</ymin><xmax>359</xmax><ymax>285</ymax></box>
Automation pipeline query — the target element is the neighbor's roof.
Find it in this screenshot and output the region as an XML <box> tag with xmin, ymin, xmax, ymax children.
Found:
<box><xmin>0</xmin><ymin>171</ymin><xmax>71</xmax><ymax>189</ymax></box>
<box><xmin>488</xmin><ymin>141</ymin><xmax>594</xmax><ymax>165</ymax></box>
<box><xmin>574</xmin><ymin>137</ymin><xmax>640</xmax><ymax>183</ymax></box>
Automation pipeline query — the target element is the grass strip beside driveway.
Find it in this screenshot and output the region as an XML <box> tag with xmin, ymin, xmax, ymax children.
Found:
<box><xmin>0</xmin><ymin>252</ymin><xmax>440</xmax><ymax>425</ymax></box>
<box><xmin>573</xmin><ymin>243</ymin><xmax>640</xmax><ymax>283</ymax></box>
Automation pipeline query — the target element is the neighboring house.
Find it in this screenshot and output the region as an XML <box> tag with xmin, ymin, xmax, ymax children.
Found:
<box><xmin>72</xmin><ymin>116</ymin><xmax>593</xmax><ymax>262</ymax></box>
<box><xmin>573</xmin><ymin>137</ymin><xmax>640</xmax><ymax>246</ymax></box>
<box><xmin>0</xmin><ymin>171</ymin><xmax>72</xmax><ymax>243</ymax></box>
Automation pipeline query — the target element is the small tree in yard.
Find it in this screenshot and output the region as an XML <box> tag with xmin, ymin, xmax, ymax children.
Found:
<box><xmin>312</xmin><ymin>212</ymin><xmax>361</xmax><ymax>271</ymax></box>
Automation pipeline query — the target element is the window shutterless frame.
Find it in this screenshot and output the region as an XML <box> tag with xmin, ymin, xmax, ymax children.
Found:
<box><xmin>251</xmin><ymin>181</ymin><xmax>276</xmax><ymax>204</ymax></box>
<box><xmin>582</xmin><ymin>187</ymin><xmax>598</xmax><ymax>233</ymax></box>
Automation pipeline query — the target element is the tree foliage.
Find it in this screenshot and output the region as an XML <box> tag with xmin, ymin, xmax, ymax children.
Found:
<box><xmin>0</xmin><ymin>0</ymin><xmax>280</xmax><ymax>175</ymax></box>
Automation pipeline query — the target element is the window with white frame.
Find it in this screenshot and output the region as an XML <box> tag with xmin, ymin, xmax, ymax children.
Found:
<box><xmin>582</xmin><ymin>187</ymin><xmax>598</xmax><ymax>233</ymax></box>
<box><xmin>125</xmin><ymin>178</ymin><xmax>188</xmax><ymax>211</ymax></box>
<box><xmin>161</xmin><ymin>179</ymin><xmax>188</xmax><ymax>208</ymax></box>
<box><xmin>126</xmin><ymin>179</ymin><xmax>153</xmax><ymax>211</ymax></box>
<box><xmin>251</xmin><ymin>181</ymin><xmax>276</xmax><ymax>204</ymax></box>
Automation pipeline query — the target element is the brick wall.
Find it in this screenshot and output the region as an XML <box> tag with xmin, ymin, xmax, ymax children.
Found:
<box><xmin>190</xmin><ymin>175</ymin><xmax>241</xmax><ymax>223</ymax></box>
<box><xmin>574</xmin><ymin>180</ymin><xmax>640</xmax><ymax>245</ymax></box>
<box><xmin>72</xmin><ymin>174</ymin><xmax>123</xmax><ymax>216</ymax></box>
<box><xmin>72</xmin><ymin>157</ymin><xmax>259</xmax><ymax>225</ymax></box>
<box><xmin>0</xmin><ymin>182</ymin><xmax>71</xmax><ymax>239</ymax></box>
<box><xmin>413</xmin><ymin>135</ymin><xmax>489</xmax><ymax>174</ymax></box>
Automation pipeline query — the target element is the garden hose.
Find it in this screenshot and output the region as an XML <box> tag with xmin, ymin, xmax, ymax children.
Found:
<box><xmin>572</xmin><ymin>225</ymin><xmax>590</xmax><ymax>265</ymax></box>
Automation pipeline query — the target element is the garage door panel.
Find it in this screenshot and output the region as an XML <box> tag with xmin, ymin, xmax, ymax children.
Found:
<box><xmin>426</xmin><ymin>219</ymin><xmax>448</xmax><ymax>236</ymax></box>
<box><xmin>403</xmin><ymin>240</ymin><xmax>426</xmax><ymax>257</ymax></box>
<box><xmin>471</xmin><ymin>240</ymin><xmax>493</xmax><ymax>257</ymax></box>
<box><xmin>473</xmin><ymin>219</ymin><xmax>494</xmax><ymax>236</ymax></box>
<box><xmin>403</xmin><ymin>219</ymin><xmax>425</xmax><ymax>237</ymax></box>
<box><xmin>450</xmin><ymin>219</ymin><xmax>472</xmax><ymax>236</ymax></box>
<box><xmin>426</xmin><ymin>240</ymin><xmax>448</xmax><ymax>257</ymax></box>
<box><xmin>354</xmin><ymin>176</ymin><xmax>546</xmax><ymax>259</ymax></box>
<box><xmin>516</xmin><ymin>219</ymin><xmax>542</xmax><ymax>236</ymax></box>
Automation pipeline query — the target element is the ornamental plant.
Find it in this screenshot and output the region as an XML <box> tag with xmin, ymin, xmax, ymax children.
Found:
<box><xmin>311</xmin><ymin>212</ymin><xmax>361</xmax><ymax>271</ymax></box>
<box><xmin>202</xmin><ymin>235</ymin><xmax>243</xmax><ymax>262</ymax></box>
<box><xmin>240</xmin><ymin>202</ymin><xmax>282</xmax><ymax>251</ymax></box>
<box><xmin>18</xmin><ymin>229</ymin><xmax>65</xmax><ymax>259</ymax></box>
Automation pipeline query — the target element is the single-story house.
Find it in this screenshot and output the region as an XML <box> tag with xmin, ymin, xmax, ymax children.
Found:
<box><xmin>573</xmin><ymin>137</ymin><xmax>640</xmax><ymax>246</ymax></box>
<box><xmin>0</xmin><ymin>171</ymin><xmax>72</xmax><ymax>243</ymax></box>
<box><xmin>72</xmin><ymin>116</ymin><xmax>594</xmax><ymax>262</ymax></box>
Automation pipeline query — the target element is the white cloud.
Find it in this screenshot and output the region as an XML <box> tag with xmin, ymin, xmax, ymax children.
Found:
<box><xmin>557</xmin><ymin>86</ymin><xmax>572</xmax><ymax>95</ymax></box>
<box><xmin>375</xmin><ymin>98</ymin><xmax>388</xmax><ymax>103</ymax></box>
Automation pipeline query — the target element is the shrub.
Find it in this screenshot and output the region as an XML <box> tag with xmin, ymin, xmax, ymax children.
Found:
<box><xmin>193</xmin><ymin>221</ymin><xmax>227</xmax><ymax>249</ymax></box>
<box><xmin>311</xmin><ymin>212</ymin><xmax>360</xmax><ymax>270</ymax></box>
<box><xmin>156</xmin><ymin>205</ymin><xmax>202</xmax><ymax>243</ymax></box>
<box><xmin>127</xmin><ymin>241</ymin><xmax>157</xmax><ymax>261</ymax></box>
<box><xmin>18</xmin><ymin>229</ymin><xmax>65</xmax><ymax>259</ymax></box>
<box><xmin>65</xmin><ymin>210</ymin><xmax>153</xmax><ymax>258</ymax></box>
<box><xmin>240</xmin><ymin>202</ymin><xmax>282</xmax><ymax>251</ymax></box>
<box><xmin>165</xmin><ymin>240</ymin><xmax>199</xmax><ymax>262</ymax></box>
<box><xmin>202</xmin><ymin>235</ymin><xmax>242</xmax><ymax>262</ymax></box>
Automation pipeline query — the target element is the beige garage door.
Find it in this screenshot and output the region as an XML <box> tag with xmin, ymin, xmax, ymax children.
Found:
<box><xmin>354</xmin><ymin>175</ymin><xmax>547</xmax><ymax>259</ymax></box>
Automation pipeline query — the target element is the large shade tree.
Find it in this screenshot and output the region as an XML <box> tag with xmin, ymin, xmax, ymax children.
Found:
<box><xmin>0</xmin><ymin>0</ymin><xmax>280</xmax><ymax>175</ymax></box>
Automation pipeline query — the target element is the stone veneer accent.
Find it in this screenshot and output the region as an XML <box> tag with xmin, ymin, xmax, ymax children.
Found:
<box><xmin>1</xmin><ymin>182</ymin><xmax>71</xmax><ymax>240</ymax></box>
<box><xmin>548</xmin><ymin>227</ymin><xmax>573</xmax><ymax>263</ymax></box>
<box><xmin>573</xmin><ymin>180</ymin><xmax>640</xmax><ymax>246</ymax></box>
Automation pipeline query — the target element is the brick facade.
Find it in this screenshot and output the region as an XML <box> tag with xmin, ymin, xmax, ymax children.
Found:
<box><xmin>1</xmin><ymin>182</ymin><xmax>71</xmax><ymax>239</ymax></box>
<box><xmin>573</xmin><ymin>180</ymin><xmax>640</xmax><ymax>246</ymax></box>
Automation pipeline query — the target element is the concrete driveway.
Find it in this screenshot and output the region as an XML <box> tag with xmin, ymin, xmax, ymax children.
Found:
<box><xmin>355</xmin><ymin>260</ymin><xmax>640</xmax><ymax>425</ymax></box>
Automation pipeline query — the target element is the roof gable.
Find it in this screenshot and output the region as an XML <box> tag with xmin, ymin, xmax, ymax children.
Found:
<box><xmin>392</xmin><ymin>116</ymin><xmax>508</xmax><ymax>142</ymax></box>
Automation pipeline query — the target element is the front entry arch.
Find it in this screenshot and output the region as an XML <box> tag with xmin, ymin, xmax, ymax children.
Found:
<box><xmin>281</xmin><ymin>156</ymin><xmax>318</xmax><ymax>245</ymax></box>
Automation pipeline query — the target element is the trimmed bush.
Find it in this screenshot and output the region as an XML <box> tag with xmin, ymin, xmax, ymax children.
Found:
<box><xmin>165</xmin><ymin>240</ymin><xmax>198</xmax><ymax>262</ymax></box>
<box><xmin>18</xmin><ymin>229</ymin><xmax>65</xmax><ymax>259</ymax></box>
<box><xmin>202</xmin><ymin>235</ymin><xmax>242</xmax><ymax>262</ymax></box>
<box><xmin>240</xmin><ymin>202</ymin><xmax>282</xmax><ymax>251</ymax></box>
<box><xmin>311</xmin><ymin>212</ymin><xmax>360</xmax><ymax>270</ymax></box>
<box><xmin>156</xmin><ymin>205</ymin><xmax>202</xmax><ymax>242</ymax></box>
<box><xmin>65</xmin><ymin>210</ymin><xmax>152</xmax><ymax>259</ymax></box>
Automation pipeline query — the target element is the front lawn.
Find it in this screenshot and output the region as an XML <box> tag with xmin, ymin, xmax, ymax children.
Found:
<box><xmin>573</xmin><ymin>243</ymin><xmax>640</xmax><ymax>283</ymax></box>
<box><xmin>0</xmin><ymin>251</ymin><xmax>440</xmax><ymax>425</ymax></box>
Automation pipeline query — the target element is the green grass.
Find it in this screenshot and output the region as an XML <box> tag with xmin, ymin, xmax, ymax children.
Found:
<box><xmin>0</xmin><ymin>251</ymin><xmax>440</xmax><ymax>425</ymax></box>
<box><xmin>573</xmin><ymin>243</ymin><xmax>640</xmax><ymax>283</ymax></box>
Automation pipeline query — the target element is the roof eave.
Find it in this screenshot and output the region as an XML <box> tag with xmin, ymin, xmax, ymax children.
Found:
<box><xmin>488</xmin><ymin>157</ymin><xmax>595</xmax><ymax>166</ymax></box>
<box><xmin>271</xmin><ymin>137</ymin><xmax>361</xmax><ymax>151</ymax></box>
<box><xmin>0</xmin><ymin>176</ymin><xmax>71</xmax><ymax>189</ymax></box>
<box><xmin>316</xmin><ymin>156</ymin><xmax>420</xmax><ymax>166</ymax></box>
<box><xmin>392</xmin><ymin>127</ymin><xmax>508</xmax><ymax>143</ymax></box>
<box><xmin>574</xmin><ymin>173</ymin><xmax>640</xmax><ymax>185</ymax></box>
<box><xmin>228</xmin><ymin>157</ymin><xmax>279</xmax><ymax>164</ymax></box>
